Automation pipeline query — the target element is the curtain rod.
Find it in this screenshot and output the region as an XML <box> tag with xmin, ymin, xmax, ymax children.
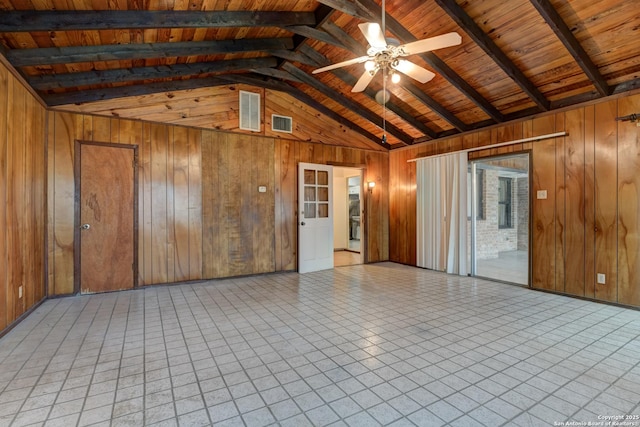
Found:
<box><xmin>406</xmin><ymin>131</ymin><xmax>567</xmax><ymax>163</ymax></box>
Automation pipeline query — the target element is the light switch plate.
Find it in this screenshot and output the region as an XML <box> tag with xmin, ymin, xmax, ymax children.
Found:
<box><xmin>537</xmin><ymin>190</ymin><xmax>548</xmax><ymax>200</ymax></box>
<box><xmin>258</xmin><ymin>186</ymin><xmax>267</xmax><ymax>193</ymax></box>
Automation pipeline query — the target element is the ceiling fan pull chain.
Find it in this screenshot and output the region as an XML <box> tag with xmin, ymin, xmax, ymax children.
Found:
<box><xmin>382</xmin><ymin>63</ymin><xmax>388</xmax><ymax>144</ymax></box>
<box><xmin>382</xmin><ymin>0</ymin><xmax>387</xmax><ymax>144</ymax></box>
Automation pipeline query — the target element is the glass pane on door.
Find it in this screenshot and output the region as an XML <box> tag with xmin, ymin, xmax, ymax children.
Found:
<box><xmin>304</xmin><ymin>203</ymin><xmax>316</xmax><ymax>218</ymax></box>
<box><xmin>317</xmin><ymin>187</ymin><xmax>329</xmax><ymax>202</ymax></box>
<box><xmin>304</xmin><ymin>186</ymin><xmax>316</xmax><ymax>202</ymax></box>
<box><xmin>304</xmin><ymin>169</ymin><xmax>316</xmax><ymax>185</ymax></box>
<box><xmin>318</xmin><ymin>203</ymin><xmax>329</xmax><ymax>218</ymax></box>
<box><xmin>470</xmin><ymin>153</ymin><xmax>529</xmax><ymax>285</ymax></box>
<box><xmin>317</xmin><ymin>170</ymin><xmax>328</xmax><ymax>185</ymax></box>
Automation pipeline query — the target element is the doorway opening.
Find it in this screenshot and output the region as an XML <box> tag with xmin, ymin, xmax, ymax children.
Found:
<box><xmin>469</xmin><ymin>153</ymin><xmax>530</xmax><ymax>285</ymax></box>
<box><xmin>333</xmin><ymin>167</ymin><xmax>364</xmax><ymax>267</ymax></box>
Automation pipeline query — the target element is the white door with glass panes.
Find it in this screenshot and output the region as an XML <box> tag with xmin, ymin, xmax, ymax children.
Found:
<box><xmin>298</xmin><ymin>163</ymin><xmax>334</xmax><ymax>273</ymax></box>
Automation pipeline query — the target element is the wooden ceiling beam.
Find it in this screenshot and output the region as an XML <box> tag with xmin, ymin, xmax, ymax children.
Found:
<box><xmin>0</xmin><ymin>11</ymin><xmax>316</xmax><ymax>32</ymax></box>
<box><xmin>270</xmin><ymin>50</ymin><xmax>320</xmax><ymax>67</ymax></box>
<box><xmin>529</xmin><ymin>0</ymin><xmax>610</xmax><ymax>97</ymax></box>
<box><xmin>7</xmin><ymin>38</ymin><xmax>293</xmax><ymax>67</ymax></box>
<box><xmin>550</xmin><ymin>77</ymin><xmax>640</xmax><ymax>109</ymax></box>
<box><xmin>316</xmin><ymin>0</ymin><xmax>505</xmax><ymax>123</ymax></box>
<box><xmin>29</xmin><ymin>57</ymin><xmax>278</xmax><ymax>90</ymax></box>
<box><xmin>41</xmin><ymin>77</ymin><xmax>231</xmax><ymax>106</ymax></box>
<box><xmin>321</xmin><ymin>21</ymin><xmax>367</xmax><ymax>56</ymax></box>
<box><xmin>313</xmin><ymin>4</ymin><xmax>337</xmax><ymax>28</ymax></box>
<box><xmin>313</xmin><ymin>0</ymin><xmax>375</xmax><ymax>21</ymax></box>
<box><xmin>435</xmin><ymin>0</ymin><xmax>550</xmax><ymax>111</ymax></box>
<box><xmin>282</xmin><ymin>62</ymin><xmax>413</xmax><ymax>145</ymax></box>
<box><xmin>272</xmin><ymin>4</ymin><xmax>334</xmax><ymax>73</ymax></box>
<box><xmin>284</xmin><ymin>44</ymin><xmax>324</xmax><ymax>68</ymax></box>
<box><xmin>284</xmin><ymin>25</ymin><xmax>349</xmax><ymax>51</ymax></box>
<box><xmin>281</xmin><ymin>5</ymin><xmax>335</xmax><ymax>61</ymax></box>
<box><xmin>251</xmin><ymin>68</ymin><xmax>304</xmax><ymax>83</ymax></box>
<box><xmin>402</xmin><ymin>81</ymin><xmax>469</xmax><ymax>133</ymax></box>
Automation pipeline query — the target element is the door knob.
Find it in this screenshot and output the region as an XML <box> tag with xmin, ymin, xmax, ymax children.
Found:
<box><xmin>301</xmin><ymin>222</ymin><xmax>306</xmax><ymax>226</ymax></box>
<box><xmin>80</xmin><ymin>223</ymin><xmax>91</xmax><ymax>230</ymax></box>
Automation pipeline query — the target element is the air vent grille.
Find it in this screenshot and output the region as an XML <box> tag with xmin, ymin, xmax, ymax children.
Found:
<box><xmin>239</xmin><ymin>91</ymin><xmax>260</xmax><ymax>131</ymax></box>
<box><xmin>272</xmin><ymin>115</ymin><xmax>293</xmax><ymax>133</ymax></box>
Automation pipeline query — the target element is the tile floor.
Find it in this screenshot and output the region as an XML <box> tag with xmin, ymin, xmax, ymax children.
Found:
<box><xmin>0</xmin><ymin>263</ymin><xmax>639</xmax><ymax>427</ymax></box>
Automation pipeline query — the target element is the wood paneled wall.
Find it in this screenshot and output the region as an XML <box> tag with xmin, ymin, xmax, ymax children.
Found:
<box><xmin>48</xmin><ymin>112</ymin><xmax>389</xmax><ymax>296</ymax></box>
<box><xmin>389</xmin><ymin>93</ymin><xmax>640</xmax><ymax>307</ymax></box>
<box><xmin>201</xmin><ymin>132</ymin><xmax>275</xmax><ymax>278</ymax></box>
<box><xmin>55</xmin><ymin>85</ymin><xmax>386</xmax><ymax>152</ymax></box>
<box><xmin>0</xmin><ymin>60</ymin><xmax>47</xmax><ymax>332</ymax></box>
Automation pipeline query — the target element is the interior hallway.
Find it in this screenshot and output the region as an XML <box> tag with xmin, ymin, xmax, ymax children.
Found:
<box><xmin>0</xmin><ymin>263</ymin><xmax>639</xmax><ymax>426</ymax></box>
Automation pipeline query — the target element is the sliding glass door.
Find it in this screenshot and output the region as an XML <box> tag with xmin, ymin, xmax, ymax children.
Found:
<box><xmin>470</xmin><ymin>153</ymin><xmax>530</xmax><ymax>285</ymax></box>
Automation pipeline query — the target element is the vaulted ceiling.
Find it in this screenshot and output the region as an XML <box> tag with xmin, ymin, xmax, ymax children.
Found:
<box><xmin>1</xmin><ymin>0</ymin><xmax>638</xmax><ymax>149</ymax></box>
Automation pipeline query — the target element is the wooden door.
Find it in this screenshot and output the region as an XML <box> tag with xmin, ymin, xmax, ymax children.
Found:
<box><xmin>298</xmin><ymin>162</ymin><xmax>333</xmax><ymax>273</ymax></box>
<box><xmin>76</xmin><ymin>142</ymin><xmax>137</xmax><ymax>293</ymax></box>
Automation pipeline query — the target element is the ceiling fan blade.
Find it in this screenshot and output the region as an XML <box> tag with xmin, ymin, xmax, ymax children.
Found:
<box><xmin>398</xmin><ymin>32</ymin><xmax>462</xmax><ymax>56</ymax></box>
<box><xmin>352</xmin><ymin>70</ymin><xmax>377</xmax><ymax>93</ymax></box>
<box><xmin>393</xmin><ymin>60</ymin><xmax>435</xmax><ymax>84</ymax></box>
<box><xmin>358</xmin><ymin>22</ymin><xmax>387</xmax><ymax>49</ymax></box>
<box><xmin>312</xmin><ymin>56</ymin><xmax>370</xmax><ymax>74</ymax></box>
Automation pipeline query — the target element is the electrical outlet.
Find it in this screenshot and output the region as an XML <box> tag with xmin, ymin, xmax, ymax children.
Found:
<box><xmin>18</xmin><ymin>286</ymin><xmax>23</xmax><ymax>298</ymax></box>
<box><xmin>597</xmin><ymin>273</ymin><xmax>606</xmax><ymax>284</ymax></box>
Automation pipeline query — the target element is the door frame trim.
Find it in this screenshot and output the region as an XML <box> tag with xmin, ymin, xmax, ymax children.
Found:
<box><xmin>73</xmin><ymin>140</ymin><xmax>139</xmax><ymax>294</ymax></box>
<box><xmin>332</xmin><ymin>166</ymin><xmax>366</xmax><ymax>264</ymax></box>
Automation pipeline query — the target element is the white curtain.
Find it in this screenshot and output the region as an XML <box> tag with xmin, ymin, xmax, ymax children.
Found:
<box><xmin>416</xmin><ymin>152</ymin><xmax>468</xmax><ymax>275</ymax></box>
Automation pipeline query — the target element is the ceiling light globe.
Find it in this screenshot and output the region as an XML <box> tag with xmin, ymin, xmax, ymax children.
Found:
<box><xmin>375</xmin><ymin>89</ymin><xmax>391</xmax><ymax>104</ymax></box>
<box><xmin>391</xmin><ymin>72</ymin><xmax>401</xmax><ymax>84</ymax></box>
<box><xmin>364</xmin><ymin>60</ymin><xmax>376</xmax><ymax>71</ymax></box>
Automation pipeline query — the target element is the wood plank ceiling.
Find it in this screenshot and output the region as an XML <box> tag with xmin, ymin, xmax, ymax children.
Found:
<box><xmin>0</xmin><ymin>0</ymin><xmax>638</xmax><ymax>149</ymax></box>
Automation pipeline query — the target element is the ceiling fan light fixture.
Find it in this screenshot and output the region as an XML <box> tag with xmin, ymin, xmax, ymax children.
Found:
<box><xmin>364</xmin><ymin>60</ymin><xmax>376</xmax><ymax>72</ymax></box>
<box><xmin>375</xmin><ymin>89</ymin><xmax>391</xmax><ymax>104</ymax></box>
<box><xmin>312</xmin><ymin>2</ymin><xmax>460</xmax><ymax>93</ymax></box>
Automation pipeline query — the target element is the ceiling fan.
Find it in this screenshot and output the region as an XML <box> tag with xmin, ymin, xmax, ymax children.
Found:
<box><xmin>312</xmin><ymin>5</ymin><xmax>461</xmax><ymax>93</ymax></box>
